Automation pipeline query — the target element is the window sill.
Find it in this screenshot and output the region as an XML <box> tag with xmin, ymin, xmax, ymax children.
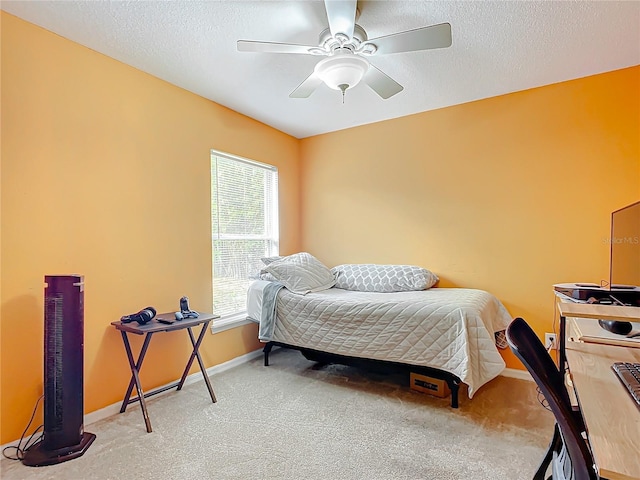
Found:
<box><xmin>210</xmin><ymin>312</ymin><xmax>255</xmax><ymax>334</ymax></box>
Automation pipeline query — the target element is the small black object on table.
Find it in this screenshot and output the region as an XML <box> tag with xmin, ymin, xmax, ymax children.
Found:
<box><xmin>111</xmin><ymin>312</ymin><xmax>219</xmax><ymax>432</ymax></box>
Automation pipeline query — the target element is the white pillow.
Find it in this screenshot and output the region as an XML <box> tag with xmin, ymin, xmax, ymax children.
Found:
<box><xmin>331</xmin><ymin>264</ymin><xmax>438</xmax><ymax>292</ymax></box>
<box><xmin>260</xmin><ymin>256</ymin><xmax>283</xmax><ymax>265</ymax></box>
<box><xmin>263</xmin><ymin>252</ymin><xmax>336</xmax><ymax>295</ymax></box>
<box><xmin>249</xmin><ymin>271</ymin><xmax>278</xmax><ymax>282</ymax></box>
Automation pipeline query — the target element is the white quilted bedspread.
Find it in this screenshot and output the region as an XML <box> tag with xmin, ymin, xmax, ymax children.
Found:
<box><xmin>269</xmin><ymin>287</ymin><xmax>512</xmax><ymax>397</ymax></box>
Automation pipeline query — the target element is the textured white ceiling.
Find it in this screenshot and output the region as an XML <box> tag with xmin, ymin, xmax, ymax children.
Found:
<box><xmin>2</xmin><ymin>1</ymin><xmax>639</xmax><ymax>139</ymax></box>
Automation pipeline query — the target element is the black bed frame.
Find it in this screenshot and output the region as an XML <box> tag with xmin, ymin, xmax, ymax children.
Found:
<box><xmin>262</xmin><ymin>341</ymin><xmax>462</xmax><ymax>408</ymax></box>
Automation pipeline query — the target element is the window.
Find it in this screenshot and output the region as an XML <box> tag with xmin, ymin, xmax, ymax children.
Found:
<box><xmin>211</xmin><ymin>151</ymin><xmax>279</xmax><ymax>323</ymax></box>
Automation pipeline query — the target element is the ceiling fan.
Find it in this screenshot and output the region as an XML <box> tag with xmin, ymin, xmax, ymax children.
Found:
<box><xmin>237</xmin><ymin>0</ymin><xmax>452</xmax><ymax>100</ymax></box>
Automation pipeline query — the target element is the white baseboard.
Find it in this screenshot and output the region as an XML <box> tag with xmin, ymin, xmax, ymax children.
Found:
<box><xmin>500</xmin><ymin>367</ymin><xmax>533</xmax><ymax>381</ymax></box>
<box><xmin>1</xmin><ymin>348</ymin><xmax>264</xmax><ymax>452</ymax></box>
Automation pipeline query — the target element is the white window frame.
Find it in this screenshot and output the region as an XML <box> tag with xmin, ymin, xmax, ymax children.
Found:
<box><xmin>210</xmin><ymin>150</ymin><xmax>279</xmax><ymax>334</ymax></box>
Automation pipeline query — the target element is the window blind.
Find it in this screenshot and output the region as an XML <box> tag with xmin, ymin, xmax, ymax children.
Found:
<box><xmin>211</xmin><ymin>152</ymin><xmax>279</xmax><ymax>317</ymax></box>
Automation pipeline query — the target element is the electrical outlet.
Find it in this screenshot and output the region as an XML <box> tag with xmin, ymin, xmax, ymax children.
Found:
<box><xmin>545</xmin><ymin>333</ymin><xmax>557</xmax><ymax>350</ymax></box>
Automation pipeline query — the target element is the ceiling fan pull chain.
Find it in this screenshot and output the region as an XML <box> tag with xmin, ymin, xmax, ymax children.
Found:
<box><xmin>340</xmin><ymin>84</ymin><xmax>347</xmax><ymax>104</ymax></box>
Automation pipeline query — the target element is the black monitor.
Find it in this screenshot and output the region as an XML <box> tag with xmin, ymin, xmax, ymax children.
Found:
<box><xmin>609</xmin><ymin>201</ymin><xmax>640</xmax><ymax>290</ymax></box>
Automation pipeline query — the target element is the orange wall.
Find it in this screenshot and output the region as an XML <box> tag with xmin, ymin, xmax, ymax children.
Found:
<box><xmin>0</xmin><ymin>13</ymin><xmax>300</xmax><ymax>444</ymax></box>
<box><xmin>299</xmin><ymin>66</ymin><xmax>640</xmax><ymax>369</ymax></box>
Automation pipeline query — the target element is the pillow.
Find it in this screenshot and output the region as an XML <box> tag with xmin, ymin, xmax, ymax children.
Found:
<box><xmin>249</xmin><ymin>271</ymin><xmax>278</xmax><ymax>282</ymax></box>
<box><xmin>248</xmin><ymin>256</ymin><xmax>282</xmax><ymax>281</ymax></box>
<box><xmin>263</xmin><ymin>252</ymin><xmax>336</xmax><ymax>295</ymax></box>
<box><xmin>259</xmin><ymin>272</ymin><xmax>278</xmax><ymax>282</ymax></box>
<box><xmin>260</xmin><ymin>256</ymin><xmax>283</xmax><ymax>265</ymax></box>
<box><xmin>331</xmin><ymin>264</ymin><xmax>438</xmax><ymax>293</ymax></box>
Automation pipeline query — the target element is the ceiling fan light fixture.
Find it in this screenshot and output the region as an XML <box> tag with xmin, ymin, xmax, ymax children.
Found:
<box><xmin>314</xmin><ymin>54</ymin><xmax>370</xmax><ymax>92</ymax></box>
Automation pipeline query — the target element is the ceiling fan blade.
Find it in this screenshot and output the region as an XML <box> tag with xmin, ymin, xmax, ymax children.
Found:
<box><xmin>290</xmin><ymin>72</ymin><xmax>324</xmax><ymax>98</ymax></box>
<box><xmin>324</xmin><ymin>0</ymin><xmax>357</xmax><ymax>39</ymax></box>
<box><xmin>237</xmin><ymin>40</ymin><xmax>319</xmax><ymax>55</ymax></box>
<box><xmin>365</xmin><ymin>23</ymin><xmax>452</xmax><ymax>55</ymax></box>
<box><xmin>363</xmin><ymin>64</ymin><xmax>403</xmax><ymax>99</ymax></box>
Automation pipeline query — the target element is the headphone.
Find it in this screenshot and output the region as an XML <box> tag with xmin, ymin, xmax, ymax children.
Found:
<box><xmin>121</xmin><ymin>306</ymin><xmax>157</xmax><ymax>325</ymax></box>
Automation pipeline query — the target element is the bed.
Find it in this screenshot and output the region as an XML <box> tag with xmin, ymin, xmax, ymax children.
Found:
<box><xmin>246</xmin><ymin>256</ymin><xmax>512</xmax><ymax>408</ymax></box>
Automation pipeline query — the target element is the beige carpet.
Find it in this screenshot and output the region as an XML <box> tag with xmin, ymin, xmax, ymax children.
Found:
<box><xmin>1</xmin><ymin>348</ymin><xmax>554</xmax><ymax>480</ymax></box>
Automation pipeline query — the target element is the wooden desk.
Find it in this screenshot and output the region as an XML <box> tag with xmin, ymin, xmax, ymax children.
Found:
<box><xmin>558</xmin><ymin>303</ymin><xmax>640</xmax><ymax>323</ymax></box>
<box><xmin>565</xmin><ymin>341</ymin><xmax>640</xmax><ymax>480</ymax></box>
<box><xmin>568</xmin><ymin>316</ymin><xmax>640</xmax><ymax>349</ymax></box>
<box><xmin>557</xmin><ymin>302</ymin><xmax>640</xmax><ymax>374</ymax></box>
<box><xmin>111</xmin><ymin>312</ymin><xmax>219</xmax><ymax>432</ymax></box>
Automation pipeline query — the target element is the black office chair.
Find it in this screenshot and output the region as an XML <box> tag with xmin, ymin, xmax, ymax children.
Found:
<box><xmin>506</xmin><ymin>317</ymin><xmax>598</xmax><ymax>480</ymax></box>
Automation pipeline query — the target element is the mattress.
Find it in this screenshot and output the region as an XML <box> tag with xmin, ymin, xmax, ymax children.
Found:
<box><xmin>247</xmin><ymin>282</ymin><xmax>512</xmax><ymax>397</ymax></box>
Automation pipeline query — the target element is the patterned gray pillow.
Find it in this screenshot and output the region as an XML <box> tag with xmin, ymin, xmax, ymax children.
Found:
<box><xmin>331</xmin><ymin>264</ymin><xmax>438</xmax><ymax>292</ymax></box>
